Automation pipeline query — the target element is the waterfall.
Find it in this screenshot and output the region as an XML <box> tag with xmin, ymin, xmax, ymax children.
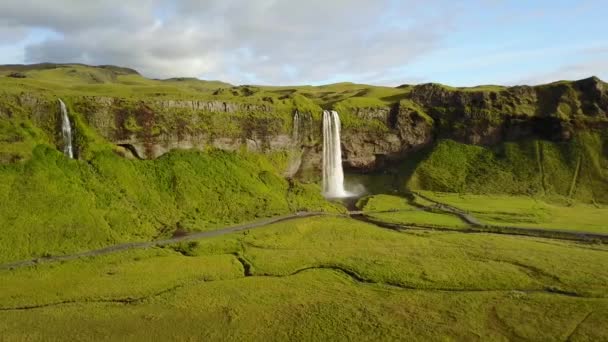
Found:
<box><xmin>322</xmin><ymin>110</ymin><xmax>350</xmax><ymax>198</ymax></box>
<box><xmin>293</xmin><ymin>111</ymin><xmax>300</xmax><ymax>144</ymax></box>
<box><xmin>58</xmin><ymin>99</ymin><xmax>74</xmax><ymax>158</ymax></box>
<box><xmin>285</xmin><ymin>111</ymin><xmax>303</xmax><ymax>177</ymax></box>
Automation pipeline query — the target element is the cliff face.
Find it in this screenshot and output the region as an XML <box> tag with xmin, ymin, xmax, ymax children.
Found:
<box><xmin>409</xmin><ymin>77</ymin><xmax>607</xmax><ymax>143</ymax></box>
<box><xmin>336</xmin><ymin>77</ymin><xmax>608</xmax><ymax>171</ymax></box>
<box><xmin>72</xmin><ymin>97</ymin><xmax>292</xmax><ymax>159</ymax></box>
<box><xmin>341</xmin><ymin>104</ymin><xmax>433</xmax><ymax>170</ymax></box>
<box><xmin>2</xmin><ymin>64</ymin><xmax>607</xmax><ymax>183</ymax></box>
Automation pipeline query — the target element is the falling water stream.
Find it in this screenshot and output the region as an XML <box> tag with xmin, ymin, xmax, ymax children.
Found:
<box><xmin>322</xmin><ymin>110</ymin><xmax>351</xmax><ymax>198</ymax></box>
<box><xmin>293</xmin><ymin>111</ymin><xmax>300</xmax><ymax>143</ymax></box>
<box><xmin>58</xmin><ymin>99</ymin><xmax>74</xmax><ymax>158</ymax></box>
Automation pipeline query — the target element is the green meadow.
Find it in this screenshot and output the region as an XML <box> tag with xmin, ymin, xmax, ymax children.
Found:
<box><xmin>1</xmin><ymin>216</ymin><xmax>607</xmax><ymax>341</ymax></box>
<box><xmin>0</xmin><ymin>147</ymin><xmax>338</xmax><ymax>263</ymax></box>
<box><xmin>419</xmin><ymin>191</ymin><xmax>608</xmax><ymax>233</ymax></box>
<box><xmin>357</xmin><ymin>193</ymin><xmax>470</xmax><ymax>229</ymax></box>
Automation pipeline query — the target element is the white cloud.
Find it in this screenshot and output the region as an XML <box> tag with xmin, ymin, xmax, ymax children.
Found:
<box><xmin>0</xmin><ymin>0</ymin><xmax>453</xmax><ymax>84</ymax></box>
<box><xmin>2</xmin><ymin>0</ymin><xmax>605</xmax><ymax>85</ymax></box>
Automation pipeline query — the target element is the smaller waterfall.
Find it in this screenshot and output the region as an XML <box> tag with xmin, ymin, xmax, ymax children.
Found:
<box><xmin>293</xmin><ymin>111</ymin><xmax>300</xmax><ymax>144</ymax></box>
<box><xmin>285</xmin><ymin>111</ymin><xmax>303</xmax><ymax>177</ymax></box>
<box><xmin>58</xmin><ymin>99</ymin><xmax>74</xmax><ymax>158</ymax></box>
<box><xmin>322</xmin><ymin>110</ymin><xmax>350</xmax><ymax>198</ymax></box>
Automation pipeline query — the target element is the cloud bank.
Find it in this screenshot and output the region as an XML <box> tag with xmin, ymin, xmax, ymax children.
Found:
<box><xmin>0</xmin><ymin>0</ymin><xmax>454</xmax><ymax>84</ymax></box>
<box><xmin>0</xmin><ymin>0</ymin><xmax>606</xmax><ymax>85</ymax></box>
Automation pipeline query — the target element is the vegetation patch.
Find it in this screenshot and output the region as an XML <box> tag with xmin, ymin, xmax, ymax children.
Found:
<box><xmin>405</xmin><ymin>133</ymin><xmax>608</xmax><ymax>204</ymax></box>
<box><xmin>357</xmin><ymin>194</ymin><xmax>469</xmax><ymax>228</ymax></box>
<box><xmin>419</xmin><ymin>191</ymin><xmax>608</xmax><ymax>233</ymax></box>
<box><xmin>0</xmin><ymin>216</ymin><xmax>606</xmax><ymax>340</ymax></box>
<box><xmin>0</xmin><ymin>146</ymin><xmax>336</xmax><ymax>263</ymax></box>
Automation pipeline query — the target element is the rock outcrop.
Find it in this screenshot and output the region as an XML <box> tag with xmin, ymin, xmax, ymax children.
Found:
<box><xmin>408</xmin><ymin>77</ymin><xmax>607</xmax><ymax>145</ymax></box>
<box><xmin>69</xmin><ymin>96</ymin><xmax>292</xmax><ymax>159</ymax></box>
<box><xmin>5</xmin><ymin>74</ymin><xmax>608</xmax><ymax>180</ymax></box>
<box><xmin>341</xmin><ymin>104</ymin><xmax>433</xmax><ymax>171</ymax></box>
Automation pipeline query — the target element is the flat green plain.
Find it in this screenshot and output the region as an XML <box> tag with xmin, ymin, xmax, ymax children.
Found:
<box><xmin>420</xmin><ymin>191</ymin><xmax>608</xmax><ymax>233</ymax></box>
<box><xmin>1</xmin><ymin>216</ymin><xmax>607</xmax><ymax>341</ymax></box>
<box><xmin>358</xmin><ymin>194</ymin><xmax>470</xmax><ymax>228</ymax></box>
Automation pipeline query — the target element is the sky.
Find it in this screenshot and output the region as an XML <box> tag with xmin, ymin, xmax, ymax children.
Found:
<box><xmin>0</xmin><ymin>0</ymin><xmax>606</xmax><ymax>86</ymax></box>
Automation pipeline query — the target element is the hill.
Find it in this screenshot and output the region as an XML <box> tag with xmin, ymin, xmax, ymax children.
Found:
<box><xmin>0</xmin><ymin>63</ymin><xmax>607</xmax><ymax>260</ymax></box>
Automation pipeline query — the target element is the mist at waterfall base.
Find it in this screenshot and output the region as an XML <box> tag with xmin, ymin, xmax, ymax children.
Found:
<box><xmin>322</xmin><ymin>110</ymin><xmax>365</xmax><ymax>199</ymax></box>
<box><xmin>58</xmin><ymin>99</ymin><xmax>74</xmax><ymax>159</ymax></box>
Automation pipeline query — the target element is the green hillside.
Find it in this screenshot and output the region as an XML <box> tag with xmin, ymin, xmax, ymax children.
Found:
<box><xmin>1</xmin><ymin>63</ymin><xmax>607</xmax><ymax>263</ymax></box>
<box><xmin>405</xmin><ymin>133</ymin><xmax>608</xmax><ymax>204</ymax></box>
<box><xmin>0</xmin><ymin>146</ymin><xmax>337</xmax><ymax>263</ymax></box>
<box><xmin>0</xmin><ymin>63</ymin><xmax>411</xmax><ymax>106</ymax></box>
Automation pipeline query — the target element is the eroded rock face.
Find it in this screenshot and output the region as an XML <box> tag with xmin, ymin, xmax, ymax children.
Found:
<box><xmin>70</xmin><ymin>97</ymin><xmax>292</xmax><ymax>159</ymax></box>
<box><xmin>394</xmin><ymin>106</ymin><xmax>434</xmax><ymax>149</ymax></box>
<box><xmin>342</xmin><ymin>131</ymin><xmax>402</xmax><ymax>170</ymax></box>
<box><xmin>408</xmin><ymin>77</ymin><xmax>608</xmax><ymax>145</ymax></box>
<box><xmin>296</xmin><ymin>104</ymin><xmax>435</xmax><ymax>173</ymax></box>
<box><xmin>8</xmin><ymin>76</ymin><xmax>608</xmax><ymax>177</ymax></box>
<box><xmin>338</xmin><ymin>104</ymin><xmax>433</xmax><ymax>171</ymax></box>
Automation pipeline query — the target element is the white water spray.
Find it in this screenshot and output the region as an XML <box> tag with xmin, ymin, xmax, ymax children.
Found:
<box><xmin>322</xmin><ymin>110</ymin><xmax>351</xmax><ymax>198</ymax></box>
<box><xmin>58</xmin><ymin>99</ymin><xmax>74</xmax><ymax>158</ymax></box>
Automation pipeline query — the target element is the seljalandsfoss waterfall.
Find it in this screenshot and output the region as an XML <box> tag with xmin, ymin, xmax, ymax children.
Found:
<box><xmin>322</xmin><ymin>110</ymin><xmax>351</xmax><ymax>198</ymax></box>
<box><xmin>58</xmin><ymin>99</ymin><xmax>74</xmax><ymax>158</ymax></box>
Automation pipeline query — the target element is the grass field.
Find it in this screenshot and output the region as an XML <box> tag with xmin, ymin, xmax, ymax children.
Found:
<box><xmin>405</xmin><ymin>134</ymin><xmax>608</xmax><ymax>205</ymax></box>
<box><xmin>357</xmin><ymin>194</ymin><xmax>469</xmax><ymax>228</ymax></box>
<box><xmin>420</xmin><ymin>191</ymin><xmax>608</xmax><ymax>233</ymax></box>
<box><xmin>0</xmin><ymin>147</ymin><xmax>338</xmax><ymax>263</ymax></box>
<box><xmin>0</xmin><ymin>64</ymin><xmax>410</xmax><ymax>109</ymax></box>
<box><xmin>1</xmin><ymin>216</ymin><xmax>606</xmax><ymax>341</ymax></box>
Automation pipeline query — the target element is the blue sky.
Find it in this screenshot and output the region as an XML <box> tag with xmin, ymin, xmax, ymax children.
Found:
<box><xmin>0</xmin><ymin>0</ymin><xmax>605</xmax><ymax>86</ymax></box>
<box><xmin>401</xmin><ymin>0</ymin><xmax>607</xmax><ymax>86</ymax></box>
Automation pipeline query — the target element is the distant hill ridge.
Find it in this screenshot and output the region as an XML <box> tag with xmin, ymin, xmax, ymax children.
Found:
<box><xmin>1</xmin><ymin>62</ymin><xmax>604</xmax><ymax>88</ymax></box>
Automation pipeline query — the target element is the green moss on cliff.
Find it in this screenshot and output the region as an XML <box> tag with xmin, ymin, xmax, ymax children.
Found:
<box><xmin>291</xmin><ymin>94</ymin><xmax>323</xmax><ymax>120</ymax></box>
<box><xmin>399</xmin><ymin>99</ymin><xmax>434</xmax><ymax>124</ymax></box>
<box><xmin>333</xmin><ymin>97</ymin><xmax>390</xmax><ymax>131</ymax></box>
<box><xmin>0</xmin><ymin>94</ymin><xmax>53</xmax><ymax>161</ymax></box>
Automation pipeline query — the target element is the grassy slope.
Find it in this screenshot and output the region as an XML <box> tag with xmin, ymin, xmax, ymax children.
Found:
<box><xmin>0</xmin><ymin>64</ymin><xmax>408</xmax><ymax>105</ymax></box>
<box><xmin>0</xmin><ymin>146</ymin><xmax>336</xmax><ymax>263</ymax></box>
<box><xmin>0</xmin><ymin>64</ymin><xmax>345</xmax><ymax>263</ymax></box>
<box><xmin>0</xmin><ymin>216</ymin><xmax>607</xmax><ymax>340</ymax></box>
<box><xmin>405</xmin><ymin>133</ymin><xmax>608</xmax><ymax>204</ymax></box>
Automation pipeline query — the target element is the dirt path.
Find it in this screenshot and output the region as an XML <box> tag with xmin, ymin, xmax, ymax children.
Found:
<box><xmin>411</xmin><ymin>191</ymin><xmax>482</xmax><ymax>226</ymax></box>
<box><xmin>353</xmin><ymin>214</ymin><xmax>608</xmax><ymax>243</ymax></box>
<box><xmin>408</xmin><ymin>191</ymin><xmax>608</xmax><ymax>242</ymax></box>
<box><xmin>2</xmin><ymin>208</ymin><xmax>606</xmax><ymax>271</ymax></box>
<box><xmin>0</xmin><ymin>212</ymin><xmax>326</xmax><ymax>271</ymax></box>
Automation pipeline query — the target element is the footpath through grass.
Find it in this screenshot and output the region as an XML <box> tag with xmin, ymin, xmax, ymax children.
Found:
<box><xmin>357</xmin><ymin>194</ymin><xmax>469</xmax><ymax>229</ymax></box>
<box><xmin>0</xmin><ymin>147</ymin><xmax>338</xmax><ymax>264</ymax></box>
<box><xmin>357</xmin><ymin>192</ymin><xmax>608</xmax><ymax>235</ymax></box>
<box><xmin>419</xmin><ymin>191</ymin><xmax>608</xmax><ymax>234</ymax></box>
<box><xmin>0</xmin><ymin>216</ymin><xmax>607</xmax><ymax>341</ymax></box>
